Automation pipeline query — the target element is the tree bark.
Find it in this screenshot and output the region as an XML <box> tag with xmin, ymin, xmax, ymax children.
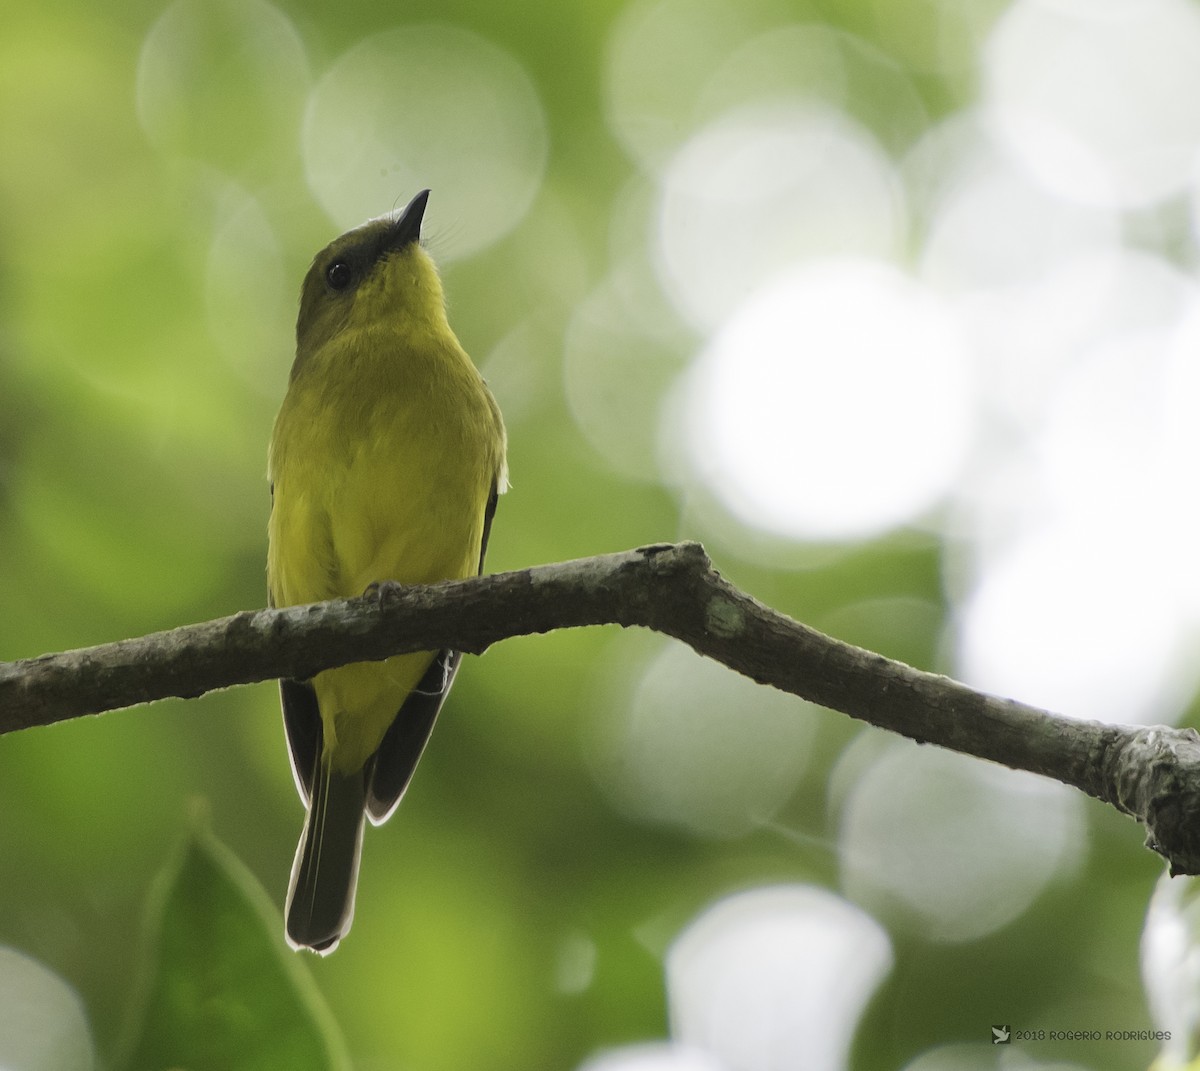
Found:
<box><xmin>2</xmin><ymin>542</ymin><xmax>1196</xmax><ymax>873</ymax></box>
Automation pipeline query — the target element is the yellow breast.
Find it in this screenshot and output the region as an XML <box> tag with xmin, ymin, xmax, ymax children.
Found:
<box><xmin>267</xmin><ymin>321</ymin><xmax>504</xmax><ymax>771</ymax></box>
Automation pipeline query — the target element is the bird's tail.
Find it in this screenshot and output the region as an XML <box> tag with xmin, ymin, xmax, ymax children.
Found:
<box><xmin>285</xmin><ymin>759</ymin><xmax>367</xmax><ymax>954</ymax></box>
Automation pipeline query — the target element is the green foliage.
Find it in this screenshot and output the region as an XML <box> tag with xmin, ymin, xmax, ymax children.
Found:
<box><xmin>120</xmin><ymin>817</ymin><xmax>347</xmax><ymax>1071</ymax></box>
<box><xmin>0</xmin><ymin>0</ymin><xmax>1189</xmax><ymax>1068</ymax></box>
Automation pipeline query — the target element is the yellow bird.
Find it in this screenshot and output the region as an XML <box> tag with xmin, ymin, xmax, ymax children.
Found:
<box><xmin>267</xmin><ymin>190</ymin><xmax>507</xmax><ymax>953</ymax></box>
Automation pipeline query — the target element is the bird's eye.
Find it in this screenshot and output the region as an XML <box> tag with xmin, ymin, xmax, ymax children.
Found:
<box><xmin>326</xmin><ymin>261</ymin><xmax>354</xmax><ymax>291</ymax></box>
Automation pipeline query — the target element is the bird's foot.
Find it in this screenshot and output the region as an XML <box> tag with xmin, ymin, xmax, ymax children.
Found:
<box><xmin>362</xmin><ymin>579</ymin><xmax>406</xmax><ymax>606</ymax></box>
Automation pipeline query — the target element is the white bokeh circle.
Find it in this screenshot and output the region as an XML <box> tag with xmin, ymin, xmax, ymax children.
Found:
<box><xmin>302</xmin><ymin>25</ymin><xmax>547</xmax><ymax>259</ymax></box>
<box><xmin>668</xmin><ymin>885</ymin><xmax>892</xmax><ymax>1071</ymax></box>
<box><xmin>983</xmin><ymin>0</ymin><xmax>1200</xmax><ymax>208</ymax></box>
<box><xmin>684</xmin><ymin>260</ymin><xmax>974</xmax><ymax>541</ymax></box>
<box><xmin>838</xmin><ymin>741</ymin><xmax>1083</xmax><ymax>942</ymax></box>
<box><xmin>655</xmin><ymin>102</ymin><xmax>905</xmax><ymax>331</ymax></box>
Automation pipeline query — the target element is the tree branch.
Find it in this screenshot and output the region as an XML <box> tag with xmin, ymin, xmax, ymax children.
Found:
<box><xmin>2</xmin><ymin>541</ymin><xmax>1197</xmax><ymax>873</ymax></box>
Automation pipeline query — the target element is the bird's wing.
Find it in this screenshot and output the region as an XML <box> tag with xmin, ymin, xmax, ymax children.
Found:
<box><xmin>478</xmin><ymin>479</ymin><xmax>499</xmax><ymax>571</ymax></box>
<box><xmin>364</xmin><ymin>649</ymin><xmax>461</xmax><ymax>824</ymax></box>
<box><xmin>364</xmin><ymin>476</ymin><xmax>502</xmax><ymax>825</ymax></box>
<box><xmin>280</xmin><ymin>678</ymin><xmax>323</xmax><ymax>805</ymax></box>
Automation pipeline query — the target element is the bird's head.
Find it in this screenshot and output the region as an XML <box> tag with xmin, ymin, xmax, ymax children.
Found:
<box><xmin>294</xmin><ymin>189</ymin><xmax>447</xmax><ymax>362</ymax></box>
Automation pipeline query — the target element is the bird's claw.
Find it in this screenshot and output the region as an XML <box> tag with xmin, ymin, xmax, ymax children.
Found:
<box><xmin>363</xmin><ymin>579</ymin><xmax>405</xmax><ymax>605</ymax></box>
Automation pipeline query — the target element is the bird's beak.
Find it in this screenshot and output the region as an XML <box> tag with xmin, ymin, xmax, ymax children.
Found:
<box><xmin>388</xmin><ymin>189</ymin><xmax>430</xmax><ymax>250</ymax></box>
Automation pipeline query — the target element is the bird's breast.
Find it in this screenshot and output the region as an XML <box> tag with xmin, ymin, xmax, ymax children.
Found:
<box><xmin>267</xmin><ymin>334</ymin><xmax>498</xmax><ymax>608</ymax></box>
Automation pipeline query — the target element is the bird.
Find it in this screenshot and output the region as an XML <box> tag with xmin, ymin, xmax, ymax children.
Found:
<box><xmin>266</xmin><ymin>189</ymin><xmax>507</xmax><ymax>953</ymax></box>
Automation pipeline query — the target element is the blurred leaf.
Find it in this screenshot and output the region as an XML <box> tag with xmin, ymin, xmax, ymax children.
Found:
<box><xmin>120</xmin><ymin>814</ymin><xmax>347</xmax><ymax>1071</ymax></box>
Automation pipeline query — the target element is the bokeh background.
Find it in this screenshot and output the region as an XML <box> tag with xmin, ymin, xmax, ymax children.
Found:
<box><xmin>3</xmin><ymin>0</ymin><xmax>1200</xmax><ymax>1067</ymax></box>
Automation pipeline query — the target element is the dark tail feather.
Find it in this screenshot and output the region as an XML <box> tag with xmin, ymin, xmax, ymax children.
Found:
<box><xmin>286</xmin><ymin>761</ymin><xmax>367</xmax><ymax>954</ymax></box>
<box><xmin>366</xmin><ymin>650</ymin><xmax>461</xmax><ymax>825</ymax></box>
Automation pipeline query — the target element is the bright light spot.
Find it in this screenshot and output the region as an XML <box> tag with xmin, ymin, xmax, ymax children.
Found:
<box><xmin>913</xmin><ymin>124</ymin><xmax>1120</xmax><ymax>294</ymax></box>
<box><xmin>838</xmin><ymin>742</ymin><xmax>1083</xmax><ymax>941</ymax></box>
<box><xmin>302</xmin><ymin>25</ymin><xmax>546</xmax><ymax>259</ymax></box>
<box><xmin>655</xmin><ymin>103</ymin><xmax>905</xmax><ymax>331</ymax></box>
<box><xmin>983</xmin><ymin>0</ymin><xmax>1200</xmax><ymax>208</ymax></box>
<box><xmin>1161</xmin><ymin>305</ymin><xmax>1200</xmax><ymax>620</ymax></box>
<box><xmin>684</xmin><ymin>261</ymin><xmax>974</xmax><ymax>542</ymax></box>
<box><xmin>556</xmin><ymin>931</ymin><xmax>598</xmax><ymax>996</ymax></box>
<box><xmin>667</xmin><ymin>886</ymin><xmax>892</xmax><ymax>1071</ymax></box>
<box><xmin>137</xmin><ymin>0</ymin><xmax>309</xmax><ymax>176</ymax></box>
<box><xmin>948</xmin><ymin>256</ymin><xmax>1200</xmax><ymax>725</ymax></box>
<box><xmin>935</xmin><ymin>251</ymin><xmax>1191</xmax><ymax>462</ymax></box>
<box><xmin>695</xmin><ymin>25</ymin><xmax>928</xmax><ymax>157</ymax></box>
<box><xmin>1142</xmin><ymin>872</ymin><xmax>1200</xmax><ymax>1066</ymax></box>
<box><xmin>696</xmin><ymin>24</ymin><xmax>847</xmax><ymax>126</ymax></box>
<box><xmin>0</xmin><ymin>947</ymin><xmax>94</xmax><ymax>1071</ymax></box>
<box><xmin>590</xmin><ymin>643</ymin><xmax>816</xmax><ymax>839</ymax></box>
<box><xmin>1040</xmin><ymin>325</ymin><xmax>1178</xmax><ymax>516</ymax></box>
<box><xmin>577</xmin><ymin>1043</ymin><xmax>726</xmax><ymax>1071</ymax></box>
<box><xmin>955</xmin><ymin>516</ymin><xmax>1189</xmax><ymax>724</ymax></box>
<box><xmin>604</xmin><ymin>0</ymin><xmax>774</xmax><ymax>172</ymax></box>
<box><xmin>606</xmin><ymin>4</ymin><xmax>926</xmax><ymax>172</ymax></box>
